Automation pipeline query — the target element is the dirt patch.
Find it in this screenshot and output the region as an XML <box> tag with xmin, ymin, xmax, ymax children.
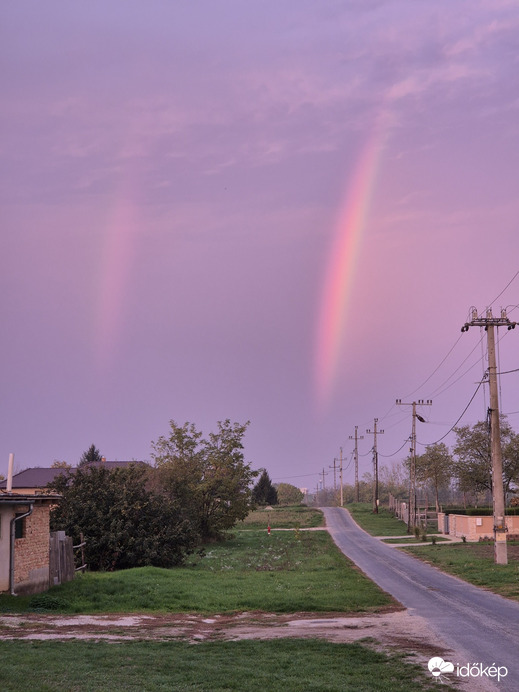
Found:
<box><xmin>0</xmin><ymin>609</ymin><xmax>497</xmax><ymax>690</ymax></box>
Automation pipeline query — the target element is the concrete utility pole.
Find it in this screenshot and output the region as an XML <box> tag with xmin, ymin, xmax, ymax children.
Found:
<box><xmin>461</xmin><ymin>307</ymin><xmax>517</xmax><ymax>565</ymax></box>
<box><xmin>366</xmin><ymin>419</ymin><xmax>384</xmax><ymax>513</ymax></box>
<box><xmin>349</xmin><ymin>426</ymin><xmax>364</xmax><ymax>503</ymax></box>
<box><xmin>320</xmin><ymin>468</ymin><xmax>328</xmax><ymax>505</ymax></box>
<box><xmin>396</xmin><ymin>399</ymin><xmax>432</xmax><ymax>531</ymax></box>
<box><xmin>339</xmin><ymin>447</ymin><xmax>344</xmax><ymax>507</ymax></box>
<box><xmin>329</xmin><ymin>458</ymin><xmax>338</xmax><ymax>492</ymax></box>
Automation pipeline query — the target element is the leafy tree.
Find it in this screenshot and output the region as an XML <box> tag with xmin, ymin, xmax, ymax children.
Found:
<box><xmin>51</xmin><ymin>460</ymin><xmax>72</xmax><ymax>469</ymax></box>
<box><xmin>252</xmin><ymin>470</ymin><xmax>278</xmax><ymax>506</ymax></box>
<box><xmin>453</xmin><ymin>418</ymin><xmax>519</xmax><ymax>499</ymax></box>
<box><xmin>414</xmin><ymin>443</ymin><xmax>453</xmax><ymax>512</ymax></box>
<box><xmin>152</xmin><ymin>420</ymin><xmax>258</xmax><ymax>540</ymax></box>
<box><xmin>275</xmin><ymin>482</ymin><xmax>303</xmax><ymax>506</ymax></box>
<box><xmin>79</xmin><ymin>444</ymin><xmax>103</xmax><ymax>467</ymax></box>
<box><xmin>49</xmin><ymin>464</ymin><xmax>198</xmax><ymax>571</ymax></box>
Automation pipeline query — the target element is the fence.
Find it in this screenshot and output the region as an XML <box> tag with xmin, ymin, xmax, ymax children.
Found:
<box><xmin>49</xmin><ymin>531</ymin><xmax>75</xmax><ymax>587</ymax></box>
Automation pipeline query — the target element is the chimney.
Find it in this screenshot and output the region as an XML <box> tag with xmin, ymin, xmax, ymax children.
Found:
<box><xmin>7</xmin><ymin>453</ymin><xmax>14</xmax><ymax>493</ymax></box>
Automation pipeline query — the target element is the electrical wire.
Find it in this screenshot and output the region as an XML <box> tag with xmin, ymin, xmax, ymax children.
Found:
<box><xmin>378</xmin><ymin>438</ymin><xmax>411</xmax><ymax>458</ymax></box>
<box><xmin>427</xmin><ymin>334</ymin><xmax>485</xmax><ymax>398</ymax></box>
<box><xmin>272</xmin><ymin>472</ymin><xmax>319</xmax><ymax>481</ymax></box>
<box><xmin>487</xmin><ymin>269</ymin><xmax>519</xmax><ymax>306</ymax></box>
<box><xmin>416</xmin><ymin>375</ymin><xmax>487</xmax><ymax>447</ymax></box>
<box><xmin>403</xmin><ymin>333</ymin><xmax>464</xmax><ymax>399</ymax></box>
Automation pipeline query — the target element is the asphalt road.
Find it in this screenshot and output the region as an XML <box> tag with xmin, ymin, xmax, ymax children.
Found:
<box><xmin>323</xmin><ymin>506</ymin><xmax>519</xmax><ymax>692</ymax></box>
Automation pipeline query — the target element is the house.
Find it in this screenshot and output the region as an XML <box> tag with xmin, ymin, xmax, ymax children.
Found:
<box><xmin>0</xmin><ymin>467</ymin><xmax>68</xmax><ymax>495</ymax></box>
<box><xmin>0</xmin><ymin>493</ymin><xmax>61</xmax><ymax>595</ymax></box>
<box><xmin>0</xmin><ymin>461</ymin><xmax>148</xmax><ymax>495</ymax></box>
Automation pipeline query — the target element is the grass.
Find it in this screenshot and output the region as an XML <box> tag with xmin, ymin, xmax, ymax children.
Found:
<box><xmin>238</xmin><ymin>505</ymin><xmax>324</xmax><ymax>529</ymax></box>
<box><xmin>381</xmin><ymin>537</ymin><xmax>449</xmax><ymax>544</ymax></box>
<box><xmin>402</xmin><ymin>540</ymin><xmax>519</xmax><ymax>600</ymax></box>
<box><xmin>346</xmin><ymin>503</ymin><xmax>410</xmax><ymax>536</ymax></box>
<box><xmin>0</xmin><ymin>530</ymin><xmax>395</xmax><ymax>615</ymax></box>
<box><xmin>0</xmin><ymin>639</ymin><xmax>447</xmax><ymax>692</ymax></box>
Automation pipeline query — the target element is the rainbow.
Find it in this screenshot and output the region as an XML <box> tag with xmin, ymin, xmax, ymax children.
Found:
<box><xmin>94</xmin><ymin>156</ymin><xmax>141</xmax><ymax>368</ymax></box>
<box><xmin>315</xmin><ymin>122</ymin><xmax>387</xmax><ymax>408</ymax></box>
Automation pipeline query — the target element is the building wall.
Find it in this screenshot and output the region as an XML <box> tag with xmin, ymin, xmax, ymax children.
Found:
<box><xmin>0</xmin><ymin>507</ymin><xmax>15</xmax><ymax>592</ymax></box>
<box><xmin>438</xmin><ymin>512</ymin><xmax>519</xmax><ymax>541</ymax></box>
<box><xmin>13</xmin><ymin>504</ymin><xmax>52</xmax><ymax>595</ymax></box>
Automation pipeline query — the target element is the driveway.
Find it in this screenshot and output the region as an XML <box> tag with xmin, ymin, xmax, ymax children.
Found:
<box><xmin>323</xmin><ymin>506</ymin><xmax>519</xmax><ymax>692</ymax></box>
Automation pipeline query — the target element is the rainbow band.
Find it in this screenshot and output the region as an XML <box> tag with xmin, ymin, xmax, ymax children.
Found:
<box><xmin>315</xmin><ymin>130</ymin><xmax>383</xmax><ymax>407</ymax></box>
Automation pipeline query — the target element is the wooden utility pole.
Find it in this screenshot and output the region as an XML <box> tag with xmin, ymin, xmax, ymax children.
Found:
<box><xmin>462</xmin><ymin>307</ymin><xmax>517</xmax><ymax>565</ymax></box>
<box><xmin>349</xmin><ymin>426</ymin><xmax>364</xmax><ymax>502</ymax></box>
<box><xmin>396</xmin><ymin>399</ymin><xmax>432</xmax><ymax>531</ymax></box>
<box><xmin>366</xmin><ymin>419</ymin><xmax>384</xmax><ymax>513</ymax></box>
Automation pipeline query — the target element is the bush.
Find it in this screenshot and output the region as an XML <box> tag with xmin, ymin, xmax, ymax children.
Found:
<box><xmin>49</xmin><ymin>465</ymin><xmax>199</xmax><ymax>571</ymax></box>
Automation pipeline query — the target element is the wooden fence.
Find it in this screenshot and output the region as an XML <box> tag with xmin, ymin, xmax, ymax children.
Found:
<box><xmin>49</xmin><ymin>531</ymin><xmax>75</xmax><ymax>587</ymax></box>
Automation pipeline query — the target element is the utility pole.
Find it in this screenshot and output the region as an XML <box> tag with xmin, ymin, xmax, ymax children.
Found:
<box><xmin>396</xmin><ymin>399</ymin><xmax>432</xmax><ymax>532</ymax></box>
<box><xmin>461</xmin><ymin>307</ymin><xmax>517</xmax><ymax>565</ymax></box>
<box><xmin>366</xmin><ymin>419</ymin><xmax>384</xmax><ymax>513</ymax></box>
<box><xmin>349</xmin><ymin>426</ymin><xmax>364</xmax><ymax>503</ymax></box>
<box><xmin>339</xmin><ymin>447</ymin><xmax>344</xmax><ymax>507</ymax></box>
<box><xmin>329</xmin><ymin>458</ymin><xmax>338</xmax><ymax>493</ymax></box>
<box><xmin>320</xmin><ymin>468</ymin><xmax>328</xmax><ymax>506</ymax></box>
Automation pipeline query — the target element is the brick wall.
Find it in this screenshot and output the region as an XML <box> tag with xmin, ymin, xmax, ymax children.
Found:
<box><xmin>14</xmin><ymin>503</ymin><xmax>51</xmax><ymax>586</ymax></box>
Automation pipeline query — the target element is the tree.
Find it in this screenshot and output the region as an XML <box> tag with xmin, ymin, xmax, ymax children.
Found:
<box><xmin>453</xmin><ymin>418</ymin><xmax>519</xmax><ymax>499</ymax></box>
<box><xmin>49</xmin><ymin>464</ymin><xmax>198</xmax><ymax>571</ymax></box>
<box><xmin>51</xmin><ymin>460</ymin><xmax>72</xmax><ymax>469</ymax></box>
<box><xmin>152</xmin><ymin>420</ymin><xmax>258</xmax><ymax>540</ymax></box>
<box><xmin>79</xmin><ymin>444</ymin><xmax>103</xmax><ymax>467</ymax></box>
<box><xmin>252</xmin><ymin>470</ymin><xmax>278</xmax><ymax>506</ymax></box>
<box><xmin>414</xmin><ymin>443</ymin><xmax>453</xmax><ymax>512</ymax></box>
<box><xmin>275</xmin><ymin>483</ymin><xmax>303</xmax><ymax>506</ymax></box>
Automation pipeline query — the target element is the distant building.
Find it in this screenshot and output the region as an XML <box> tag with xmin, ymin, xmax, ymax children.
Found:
<box><xmin>0</xmin><ymin>461</ymin><xmax>149</xmax><ymax>495</ymax></box>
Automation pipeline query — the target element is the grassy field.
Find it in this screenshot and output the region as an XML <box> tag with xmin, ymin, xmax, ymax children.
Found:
<box><xmin>346</xmin><ymin>503</ymin><xmax>410</xmax><ymax>536</ymax></box>
<box><xmin>238</xmin><ymin>505</ymin><xmax>323</xmax><ymax>529</ymax></box>
<box><xmin>0</xmin><ymin>530</ymin><xmax>395</xmax><ymax>614</ymax></box>
<box><xmin>402</xmin><ymin>540</ymin><xmax>519</xmax><ymax>600</ymax></box>
<box><xmin>0</xmin><ymin>638</ymin><xmax>445</xmax><ymax>692</ymax></box>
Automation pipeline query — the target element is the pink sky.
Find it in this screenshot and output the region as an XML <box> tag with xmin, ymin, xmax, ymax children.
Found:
<box><xmin>2</xmin><ymin>1</ymin><xmax>519</xmax><ymax>492</ymax></box>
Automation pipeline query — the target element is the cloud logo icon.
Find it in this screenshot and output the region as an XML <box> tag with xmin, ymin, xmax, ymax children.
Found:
<box><xmin>428</xmin><ymin>657</ymin><xmax>455</xmax><ymax>678</ymax></box>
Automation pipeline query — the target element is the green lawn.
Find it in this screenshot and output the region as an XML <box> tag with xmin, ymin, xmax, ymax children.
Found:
<box><xmin>238</xmin><ymin>505</ymin><xmax>324</xmax><ymax>529</ymax></box>
<box><xmin>346</xmin><ymin>503</ymin><xmax>410</xmax><ymax>536</ymax></box>
<box><xmin>0</xmin><ymin>530</ymin><xmax>395</xmax><ymax>615</ymax></box>
<box><xmin>0</xmin><ymin>639</ymin><xmax>447</xmax><ymax>692</ymax></box>
<box><xmin>402</xmin><ymin>540</ymin><xmax>519</xmax><ymax>600</ymax></box>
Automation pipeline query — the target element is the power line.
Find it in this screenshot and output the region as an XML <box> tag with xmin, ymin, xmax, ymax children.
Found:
<box><xmin>417</xmin><ymin>375</ymin><xmax>487</xmax><ymax>447</ymax></box>
<box><xmin>403</xmin><ymin>334</ymin><xmax>464</xmax><ymax>399</ymax></box>
<box><xmin>487</xmin><ymin>269</ymin><xmax>519</xmax><ymax>306</ymax></box>
<box><xmin>378</xmin><ymin>438</ymin><xmax>411</xmax><ymax>458</ymax></box>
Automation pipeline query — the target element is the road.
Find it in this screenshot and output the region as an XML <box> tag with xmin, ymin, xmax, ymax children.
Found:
<box><xmin>323</xmin><ymin>507</ymin><xmax>519</xmax><ymax>692</ymax></box>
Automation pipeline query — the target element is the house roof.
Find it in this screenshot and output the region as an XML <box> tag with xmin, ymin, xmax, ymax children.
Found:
<box><xmin>0</xmin><ymin>461</ymin><xmax>149</xmax><ymax>490</ymax></box>
<box><xmin>0</xmin><ymin>467</ymin><xmax>68</xmax><ymax>489</ymax></box>
<box><xmin>0</xmin><ymin>493</ymin><xmax>62</xmax><ymax>504</ymax></box>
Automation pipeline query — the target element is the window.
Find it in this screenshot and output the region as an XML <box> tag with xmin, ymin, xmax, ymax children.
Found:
<box><xmin>14</xmin><ymin>513</ymin><xmax>25</xmax><ymax>539</ymax></box>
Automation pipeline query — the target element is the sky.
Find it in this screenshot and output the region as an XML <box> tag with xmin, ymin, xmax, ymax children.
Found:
<box><xmin>2</xmin><ymin>1</ymin><xmax>519</xmax><ymax>494</ymax></box>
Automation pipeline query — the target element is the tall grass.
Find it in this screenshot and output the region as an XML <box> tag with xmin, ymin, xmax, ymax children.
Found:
<box><xmin>0</xmin><ymin>531</ymin><xmax>395</xmax><ymax>615</ymax></box>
